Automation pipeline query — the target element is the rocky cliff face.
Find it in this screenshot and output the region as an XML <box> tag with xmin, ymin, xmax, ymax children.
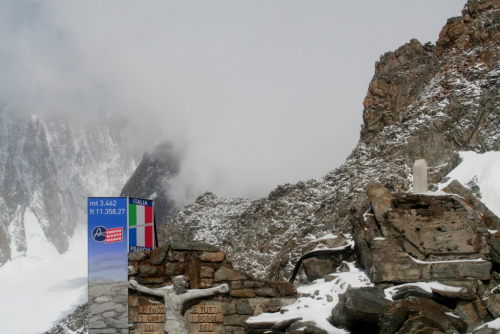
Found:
<box><xmin>0</xmin><ymin>105</ymin><xmax>139</xmax><ymax>266</ymax></box>
<box><xmin>120</xmin><ymin>142</ymin><xmax>180</xmax><ymax>227</ymax></box>
<box><xmin>44</xmin><ymin>303</ymin><xmax>88</xmax><ymax>334</ymax></box>
<box><xmin>158</xmin><ymin>0</ymin><xmax>500</xmax><ymax>282</ymax></box>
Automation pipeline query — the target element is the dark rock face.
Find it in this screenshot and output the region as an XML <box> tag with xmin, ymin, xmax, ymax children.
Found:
<box><xmin>362</xmin><ymin>39</ymin><xmax>438</xmax><ymax>140</ymax></box>
<box><xmin>301</xmin><ymin>256</ymin><xmax>340</xmax><ymax>281</ymax></box>
<box><xmin>392</xmin><ymin>286</ymin><xmax>433</xmax><ymax>301</ymax></box>
<box><xmin>44</xmin><ymin>303</ymin><xmax>88</xmax><ymax>334</ymax></box>
<box><xmin>290</xmin><ymin>241</ymin><xmax>355</xmax><ymax>283</ymax></box>
<box><xmin>366</xmin><ymin>182</ymin><xmax>393</xmax><ymax>224</ymax></box>
<box><xmin>455</xmin><ymin>299</ymin><xmax>492</xmax><ymax>332</ymax></box>
<box><xmin>330</xmin><ymin>287</ymin><xmax>390</xmax><ymax>332</ymax></box>
<box><xmin>120</xmin><ymin>142</ymin><xmax>180</xmax><ymax>227</ymax></box>
<box><xmin>158</xmin><ymin>0</ymin><xmax>500</xmax><ymax>281</ymax></box>
<box><xmin>379</xmin><ymin>298</ymin><xmax>467</xmax><ymax>334</ymax></box>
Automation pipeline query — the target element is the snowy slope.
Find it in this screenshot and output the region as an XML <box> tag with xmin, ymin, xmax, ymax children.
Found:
<box><xmin>247</xmin><ymin>263</ymin><xmax>372</xmax><ymax>333</ymax></box>
<box><xmin>439</xmin><ymin>151</ymin><xmax>500</xmax><ymax>216</ymax></box>
<box><xmin>0</xmin><ymin>224</ymin><xmax>87</xmax><ymax>334</ymax></box>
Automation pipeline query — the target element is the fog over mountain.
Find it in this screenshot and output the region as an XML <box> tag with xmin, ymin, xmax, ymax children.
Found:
<box><xmin>0</xmin><ymin>2</ymin><xmax>469</xmax><ymax>332</ymax></box>
<box><xmin>0</xmin><ymin>1</ymin><xmax>465</xmax><ymax>206</ymax></box>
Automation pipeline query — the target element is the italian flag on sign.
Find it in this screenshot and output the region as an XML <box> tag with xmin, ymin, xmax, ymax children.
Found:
<box><xmin>128</xmin><ymin>197</ymin><xmax>154</xmax><ymax>249</ymax></box>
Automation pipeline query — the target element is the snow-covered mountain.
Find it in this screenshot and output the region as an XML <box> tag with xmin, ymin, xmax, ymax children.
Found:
<box><xmin>120</xmin><ymin>142</ymin><xmax>181</xmax><ymax>227</ymax></box>
<box><xmin>0</xmin><ymin>104</ymin><xmax>143</xmax><ymax>333</ymax></box>
<box><xmin>0</xmin><ymin>105</ymin><xmax>139</xmax><ymax>266</ymax></box>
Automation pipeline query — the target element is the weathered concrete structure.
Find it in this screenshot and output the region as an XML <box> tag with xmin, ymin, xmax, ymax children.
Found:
<box><xmin>354</xmin><ymin>182</ymin><xmax>494</xmax><ymax>284</ymax></box>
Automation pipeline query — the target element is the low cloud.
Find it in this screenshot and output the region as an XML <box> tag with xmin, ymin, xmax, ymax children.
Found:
<box><xmin>0</xmin><ymin>1</ymin><xmax>465</xmax><ymax>205</ymax></box>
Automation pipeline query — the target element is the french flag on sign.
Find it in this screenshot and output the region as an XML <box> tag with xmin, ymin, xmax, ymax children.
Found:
<box><xmin>128</xmin><ymin>197</ymin><xmax>154</xmax><ymax>251</ymax></box>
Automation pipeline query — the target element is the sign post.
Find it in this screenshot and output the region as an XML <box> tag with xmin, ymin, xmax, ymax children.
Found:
<box><xmin>88</xmin><ymin>196</ymin><xmax>155</xmax><ymax>333</ymax></box>
<box><xmin>88</xmin><ymin>197</ymin><xmax>129</xmax><ymax>333</ymax></box>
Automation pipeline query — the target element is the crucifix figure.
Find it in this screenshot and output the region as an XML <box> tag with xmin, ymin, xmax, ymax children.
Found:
<box><xmin>129</xmin><ymin>275</ymin><xmax>230</xmax><ymax>334</ymax></box>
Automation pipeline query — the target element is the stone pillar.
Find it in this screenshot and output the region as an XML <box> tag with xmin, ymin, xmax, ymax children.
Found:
<box><xmin>413</xmin><ymin>159</ymin><xmax>427</xmax><ymax>193</ymax></box>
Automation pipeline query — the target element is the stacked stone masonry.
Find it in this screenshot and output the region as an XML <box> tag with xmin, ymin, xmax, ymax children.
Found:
<box><xmin>354</xmin><ymin>182</ymin><xmax>496</xmax><ymax>284</ymax></box>
<box><xmin>88</xmin><ymin>282</ymin><xmax>129</xmax><ymax>334</ymax></box>
<box><xmin>128</xmin><ymin>242</ymin><xmax>296</xmax><ymax>334</ymax></box>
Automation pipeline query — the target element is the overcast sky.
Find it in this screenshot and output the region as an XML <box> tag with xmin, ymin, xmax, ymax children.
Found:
<box><xmin>0</xmin><ymin>1</ymin><xmax>466</xmax><ymax>205</ymax></box>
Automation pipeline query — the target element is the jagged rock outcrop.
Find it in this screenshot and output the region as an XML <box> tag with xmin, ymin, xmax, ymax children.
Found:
<box><xmin>299</xmin><ymin>233</ymin><xmax>354</xmax><ymax>282</ymax></box>
<box><xmin>156</xmin><ymin>0</ymin><xmax>500</xmax><ymax>282</ymax></box>
<box><xmin>44</xmin><ymin>303</ymin><xmax>88</xmax><ymax>334</ymax></box>
<box><xmin>240</xmin><ymin>180</ymin><xmax>500</xmax><ymax>333</ymax></box>
<box><xmin>380</xmin><ymin>298</ymin><xmax>468</xmax><ymax>334</ymax></box>
<box><xmin>120</xmin><ymin>142</ymin><xmax>180</xmax><ymax>227</ymax></box>
<box><xmin>330</xmin><ymin>287</ymin><xmax>390</xmax><ymax>332</ymax></box>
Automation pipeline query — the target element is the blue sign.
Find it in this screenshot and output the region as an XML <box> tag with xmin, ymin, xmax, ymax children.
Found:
<box><xmin>88</xmin><ymin>197</ymin><xmax>128</xmax><ymax>282</ymax></box>
<box><xmin>88</xmin><ymin>197</ymin><xmax>129</xmax><ymax>332</ymax></box>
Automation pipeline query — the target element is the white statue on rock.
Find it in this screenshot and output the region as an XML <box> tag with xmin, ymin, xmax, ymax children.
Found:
<box><xmin>129</xmin><ymin>275</ymin><xmax>230</xmax><ymax>334</ymax></box>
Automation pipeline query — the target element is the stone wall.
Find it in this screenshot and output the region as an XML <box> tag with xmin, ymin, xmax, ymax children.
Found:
<box><xmin>128</xmin><ymin>242</ymin><xmax>296</xmax><ymax>334</ymax></box>
<box><xmin>88</xmin><ymin>281</ymin><xmax>129</xmax><ymax>334</ymax></box>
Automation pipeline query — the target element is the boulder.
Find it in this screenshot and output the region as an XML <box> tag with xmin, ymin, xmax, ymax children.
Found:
<box><xmin>149</xmin><ymin>246</ymin><xmax>169</xmax><ymax>265</ymax></box>
<box><xmin>164</xmin><ymin>262</ymin><xmax>187</xmax><ymax>275</ymax></box>
<box><xmin>473</xmin><ymin>324</ymin><xmax>500</xmax><ymax>334</ymax></box>
<box><xmin>272</xmin><ymin>318</ymin><xmax>302</xmax><ymax>332</ymax></box>
<box><xmin>288</xmin><ymin>321</ymin><xmax>327</xmax><ymax>334</ymax></box>
<box><xmin>199</xmin><ymin>251</ymin><xmax>225</xmax><ymax>262</ymax></box>
<box><xmin>330</xmin><ymin>287</ymin><xmax>390</xmax><ymax>332</ymax></box>
<box><xmin>391</xmin><ymin>285</ymin><xmax>433</xmax><ymax>300</ymax></box>
<box><xmin>489</xmin><ymin>234</ymin><xmax>500</xmax><ymax>268</ymax></box>
<box><xmin>236</xmin><ymin>301</ymin><xmax>253</xmax><ymax>315</ymax></box>
<box><xmin>485</xmin><ymin>294</ymin><xmax>500</xmax><ymax>318</ymax></box>
<box><xmin>244</xmin><ymin>320</ymin><xmax>275</xmax><ymax>334</ymax></box>
<box><xmin>302</xmin><ymin>256</ymin><xmax>339</xmax><ymax>281</ymax></box>
<box><xmin>128</xmin><ymin>251</ymin><xmax>147</xmax><ymax>262</ymax></box>
<box><xmin>230</xmin><ymin>289</ymin><xmax>255</xmax><ymax>298</ymax></box>
<box><xmin>302</xmin><ymin>233</ymin><xmax>348</xmax><ymax>253</ymax></box>
<box><xmin>379</xmin><ymin>297</ymin><xmax>467</xmax><ymax>334</ymax></box>
<box><xmin>224</xmin><ymin>315</ymin><xmax>250</xmax><ymax>326</ymax></box>
<box><xmin>392</xmin><ymin>316</ymin><xmax>445</xmax><ymax>334</ymax></box>
<box><xmin>455</xmin><ymin>299</ymin><xmax>492</xmax><ymax>332</ymax></box>
<box><xmin>431</xmin><ymin>280</ymin><xmax>479</xmax><ymax>301</ymax></box>
<box><xmin>214</xmin><ymin>267</ymin><xmax>248</xmax><ymax>281</ymax></box>
<box><xmin>138</xmin><ymin>265</ymin><xmax>162</xmax><ymax>277</ymax></box>
<box><xmin>366</xmin><ymin>182</ymin><xmax>393</xmax><ymax>223</ymax></box>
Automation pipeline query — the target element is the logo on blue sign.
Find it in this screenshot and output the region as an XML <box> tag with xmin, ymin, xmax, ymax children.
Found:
<box><xmin>92</xmin><ymin>226</ymin><xmax>107</xmax><ymax>242</ymax></box>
